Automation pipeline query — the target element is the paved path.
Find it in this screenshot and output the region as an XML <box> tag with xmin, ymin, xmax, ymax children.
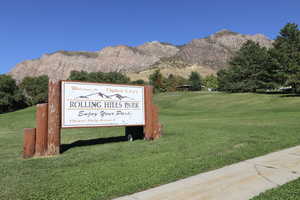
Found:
<box><xmin>114</xmin><ymin>145</ymin><xmax>300</xmax><ymax>200</ymax></box>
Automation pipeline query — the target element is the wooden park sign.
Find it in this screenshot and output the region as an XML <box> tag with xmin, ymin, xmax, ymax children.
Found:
<box><xmin>23</xmin><ymin>80</ymin><xmax>162</xmax><ymax>158</ymax></box>
<box><xmin>61</xmin><ymin>81</ymin><xmax>145</xmax><ymax>128</ymax></box>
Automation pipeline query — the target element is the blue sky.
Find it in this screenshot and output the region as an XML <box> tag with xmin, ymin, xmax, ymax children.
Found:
<box><xmin>1</xmin><ymin>0</ymin><xmax>299</xmax><ymax>74</ymax></box>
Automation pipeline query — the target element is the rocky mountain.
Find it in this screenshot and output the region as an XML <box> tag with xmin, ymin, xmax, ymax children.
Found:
<box><xmin>9</xmin><ymin>30</ymin><xmax>273</xmax><ymax>81</ymax></box>
<box><xmin>177</xmin><ymin>30</ymin><xmax>272</xmax><ymax>70</ymax></box>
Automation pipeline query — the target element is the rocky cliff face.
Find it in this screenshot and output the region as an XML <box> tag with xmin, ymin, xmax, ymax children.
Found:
<box><xmin>9</xmin><ymin>30</ymin><xmax>273</xmax><ymax>81</ymax></box>
<box><xmin>177</xmin><ymin>30</ymin><xmax>273</xmax><ymax>70</ymax></box>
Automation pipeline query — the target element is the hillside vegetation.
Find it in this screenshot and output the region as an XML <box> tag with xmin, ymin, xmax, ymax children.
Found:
<box><xmin>1</xmin><ymin>92</ymin><xmax>300</xmax><ymax>200</ymax></box>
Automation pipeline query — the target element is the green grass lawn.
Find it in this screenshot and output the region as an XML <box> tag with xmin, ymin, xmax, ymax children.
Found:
<box><xmin>1</xmin><ymin>92</ymin><xmax>300</xmax><ymax>200</ymax></box>
<box><xmin>251</xmin><ymin>177</ymin><xmax>300</xmax><ymax>200</ymax></box>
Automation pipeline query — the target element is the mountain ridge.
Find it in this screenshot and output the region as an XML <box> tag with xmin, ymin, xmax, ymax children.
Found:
<box><xmin>9</xmin><ymin>30</ymin><xmax>273</xmax><ymax>81</ymax></box>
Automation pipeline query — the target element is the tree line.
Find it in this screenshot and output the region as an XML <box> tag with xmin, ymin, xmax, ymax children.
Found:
<box><xmin>148</xmin><ymin>70</ymin><xmax>218</xmax><ymax>93</ymax></box>
<box><xmin>0</xmin><ymin>69</ymin><xmax>218</xmax><ymax>113</ymax></box>
<box><xmin>0</xmin><ymin>71</ymin><xmax>131</xmax><ymax>114</ymax></box>
<box><xmin>0</xmin><ymin>75</ymin><xmax>49</xmax><ymax>113</ymax></box>
<box><xmin>217</xmin><ymin>23</ymin><xmax>300</xmax><ymax>93</ymax></box>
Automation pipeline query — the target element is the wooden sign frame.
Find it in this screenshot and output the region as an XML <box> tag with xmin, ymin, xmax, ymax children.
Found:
<box><xmin>23</xmin><ymin>79</ymin><xmax>162</xmax><ymax>158</ymax></box>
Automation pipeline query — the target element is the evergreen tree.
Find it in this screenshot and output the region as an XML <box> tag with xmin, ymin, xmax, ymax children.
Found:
<box><xmin>188</xmin><ymin>71</ymin><xmax>202</xmax><ymax>91</ymax></box>
<box><xmin>218</xmin><ymin>40</ymin><xmax>276</xmax><ymax>92</ymax></box>
<box><xmin>231</xmin><ymin>40</ymin><xmax>272</xmax><ymax>92</ymax></box>
<box><xmin>217</xmin><ymin>23</ymin><xmax>300</xmax><ymax>93</ymax></box>
<box><xmin>273</xmin><ymin>23</ymin><xmax>300</xmax><ymax>92</ymax></box>
<box><xmin>149</xmin><ymin>69</ymin><xmax>166</xmax><ymax>92</ymax></box>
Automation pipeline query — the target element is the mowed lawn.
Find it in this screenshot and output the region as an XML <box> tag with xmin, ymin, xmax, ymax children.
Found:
<box><xmin>1</xmin><ymin>92</ymin><xmax>300</xmax><ymax>200</ymax></box>
<box><xmin>251</xmin><ymin>177</ymin><xmax>300</xmax><ymax>200</ymax></box>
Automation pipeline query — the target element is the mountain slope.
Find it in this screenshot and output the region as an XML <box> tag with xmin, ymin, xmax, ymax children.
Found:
<box><xmin>9</xmin><ymin>30</ymin><xmax>273</xmax><ymax>81</ymax></box>
<box><xmin>177</xmin><ymin>30</ymin><xmax>273</xmax><ymax>70</ymax></box>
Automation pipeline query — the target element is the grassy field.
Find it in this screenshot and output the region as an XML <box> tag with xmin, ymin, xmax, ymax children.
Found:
<box><xmin>1</xmin><ymin>92</ymin><xmax>300</xmax><ymax>200</ymax></box>
<box><xmin>252</xmin><ymin>177</ymin><xmax>300</xmax><ymax>200</ymax></box>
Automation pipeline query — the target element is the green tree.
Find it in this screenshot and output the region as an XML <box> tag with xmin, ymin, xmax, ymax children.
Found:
<box><xmin>131</xmin><ymin>79</ymin><xmax>146</xmax><ymax>85</ymax></box>
<box><xmin>20</xmin><ymin>75</ymin><xmax>49</xmax><ymax>105</ymax></box>
<box><xmin>0</xmin><ymin>75</ymin><xmax>26</xmax><ymax>113</ymax></box>
<box><xmin>104</xmin><ymin>72</ymin><xmax>130</xmax><ymax>84</ymax></box>
<box><xmin>165</xmin><ymin>74</ymin><xmax>177</xmax><ymax>92</ymax></box>
<box><xmin>68</xmin><ymin>70</ymin><xmax>89</xmax><ymax>81</ymax></box>
<box><xmin>68</xmin><ymin>70</ymin><xmax>130</xmax><ymax>84</ymax></box>
<box><xmin>149</xmin><ymin>69</ymin><xmax>166</xmax><ymax>92</ymax></box>
<box><xmin>218</xmin><ymin>23</ymin><xmax>300</xmax><ymax>93</ymax></box>
<box><xmin>273</xmin><ymin>23</ymin><xmax>300</xmax><ymax>92</ymax></box>
<box><xmin>164</xmin><ymin>74</ymin><xmax>186</xmax><ymax>92</ymax></box>
<box><xmin>231</xmin><ymin>41</ymin><xmax>273</xmax><ymax>92</ymax></box>
<box><xmin>217</xmin><ymin>69</ymin><xmax>229</xmax><ymax>91</ymax></box>
<box><xmin>218</xmin><ymin>40</ymin><xmax>276</xmax><ymax>92</ymax></box>
<box><xmin>89</xmin><ymin>71</ymin><xmax>106</xmax><ymax>82</ymax></box>
<box><xmin>203</xmin><ymin>75</ymin><xmax>218</xmax><ymax>90</ymax></box>
<box><xmin>188</xmin><ymin>71</ymin><xmax>202</xmax><ymax>91</ymax></box>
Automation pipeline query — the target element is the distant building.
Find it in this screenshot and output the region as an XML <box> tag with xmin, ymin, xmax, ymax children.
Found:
<box><xmin>176</xmin><ymin>84</ymin><xmax>192</xmax><ymax>91</ymax></box>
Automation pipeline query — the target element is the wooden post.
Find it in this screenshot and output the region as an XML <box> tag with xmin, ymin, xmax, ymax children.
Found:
<box><xmin>151</xmin><ymin>105</ymin><xmax>162</xmax><ymax>139</ymax></box>
<box><xmin>35</xmin><ymin>103</ymin><xmax>48</xmax><ymax>156</ymax></box>
<box><xmin>23</xmin><ymin>128</ymin><xmax>36</xmax><ymax>158</ymax></box>
<box><xmin>143</xmin><ymin>86</ymin><xmax>162</xmax><ymax>140</ymax></box>
<box><xmin>47</xmin><ymin>80</ymin><xmax>61</xmax><ymax>155</ymax></box>
<box><xmin>144</xmin><ymin>85</ymin><xmax>154</xmax><ymax>140</ymax></box>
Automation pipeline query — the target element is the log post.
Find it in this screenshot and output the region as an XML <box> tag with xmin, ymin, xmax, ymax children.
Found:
<box><xmin>47</xmin><ymin>80</ymin><xmax>61</xmax><ymax>155</ymax></box>
<box><xmin>143</xmin><ymin>86</ymin><xmax>162</xmax><ymax>140</ymax></box>
<box><xmin>152</xmin><ymin>105</ymin><xmax>162</xmax><ymax>139</ymax></box>
<box><xmin>144</xmin><ymin>85</ymin><xmax>154</xmax><ymax>140</ymax></box>
<box><xmin>35</xmin><ymin>103</ymin><xmax>48</xmax><ymax>156</ymax></box>
<box><xmin>23</xmin><ymin>128</ymin><xmax>36</xmax><ymax>158</ymax></box>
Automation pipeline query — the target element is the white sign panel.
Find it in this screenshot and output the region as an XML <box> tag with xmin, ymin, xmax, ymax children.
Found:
<box><xmin>61</xmin><ymin>81</ymin><xmax>145</xmax><ymax>128</ymax></box>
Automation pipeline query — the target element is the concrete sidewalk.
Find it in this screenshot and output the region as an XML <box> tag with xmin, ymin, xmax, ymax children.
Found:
<box><xmin>114</xmin><ymin>146</ymin><xmax>300</xmax><ymax>200</ymax></box>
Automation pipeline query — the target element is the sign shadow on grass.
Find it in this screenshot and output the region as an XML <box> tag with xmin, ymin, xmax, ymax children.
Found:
<box><xmin>280</xmin><ymin>94</ymin><xmax>300</xmax><ymax>98</ymax></box>
<box><xmin>60</xmin><ymin>136</ymin><xmax>128</xmax><ymax>153</ymax></box>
